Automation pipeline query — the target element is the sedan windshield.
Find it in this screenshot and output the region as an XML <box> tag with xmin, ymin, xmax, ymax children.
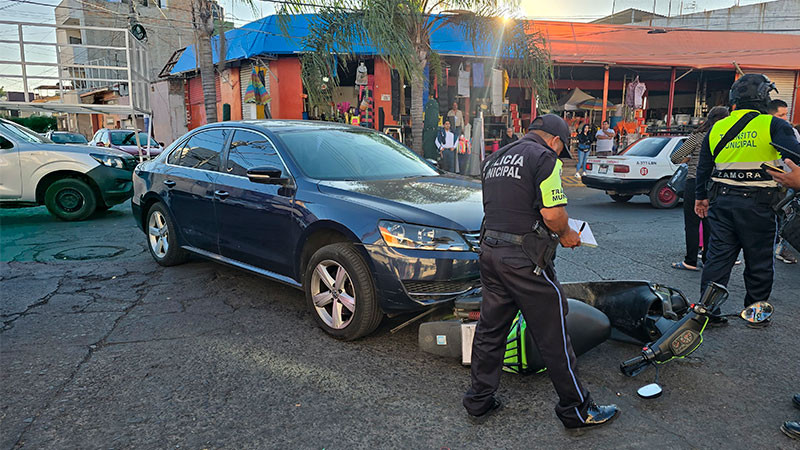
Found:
<box><xmin>0</xmin><ymin>121</ymin><xmax>52</xmax><ymax>144</ymax></box>
<box><xmin>278</xmin><ymin>129</ymin><xmax>439</xmax><ymax>181</ymax></box>
<box><xmin>110</xmin><ymin>131</ymin><xmax>158</xmax><ymax>146</ymax></box>
<box><xmin>621</xmin><ymin>137</ymin><xmax>671</xmax><ymax>158</ymax></box>
<box><xmin>51</xmin><ymin>133</ymin><xmax>88</xmax><ymax>144</ymax></box>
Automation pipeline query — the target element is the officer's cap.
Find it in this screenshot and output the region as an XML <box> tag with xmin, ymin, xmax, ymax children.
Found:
<box><xmin>529</xmin><ymin>114</ymin><xmax>570</xmax><ymax>149</ymax></box>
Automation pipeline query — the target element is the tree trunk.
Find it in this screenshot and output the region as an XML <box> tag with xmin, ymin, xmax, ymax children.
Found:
<box><xmin>410</xmin><ymin>75</ymin><xmax>424</xmax><ymax>156</ymax></box>
<box><xmin>410</xmin><ymin>46</ymin><xmax>428</xmax><ymax>156</ymax></box>
<box><xmin>193</xmin><ymin>0</ymin><xmax>217</xmax><ymax>124</ymax></box>
<box><xmin>197</xmin><ymin>32</ymin><xmax>217</xmax><ymax>124</ymax></box>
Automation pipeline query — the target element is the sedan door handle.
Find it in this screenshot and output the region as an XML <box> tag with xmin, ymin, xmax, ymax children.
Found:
<box><xmin>163</xmin><ymin>180</ymin><xmax>176</xmax><ymax>188</ymax></box>
<box><xmin>214</xmin><ymin>190</ymin><xmax>230</xmax><ymax>200</ymax></box>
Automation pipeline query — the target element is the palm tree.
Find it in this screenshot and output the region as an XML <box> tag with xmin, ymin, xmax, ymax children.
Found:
<box><xmin>277</xmin><ymin>1</ymin><xmax>553</xmax><ymax>156</ymax></box>
<box><xmin>190</xmin><ymin>0</ymin><xmax>244</xmax><ymax>124</ymax></box>
<box><xmin>191</xmin><ymin>0</ymin><xmax>219</xmax><ymax>123</ymax></box>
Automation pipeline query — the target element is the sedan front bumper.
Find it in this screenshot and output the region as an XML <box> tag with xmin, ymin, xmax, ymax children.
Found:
<box><xmin>363</xmin><ymin>243</ymin><xmax>481</xmax><ymax>314</ymax></box>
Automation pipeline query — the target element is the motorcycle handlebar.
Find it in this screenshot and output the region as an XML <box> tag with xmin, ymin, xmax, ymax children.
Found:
<box><xmin>620</xmin><ymin>355</ymin><xmax>649</xmax><ymax>377</ymax></box>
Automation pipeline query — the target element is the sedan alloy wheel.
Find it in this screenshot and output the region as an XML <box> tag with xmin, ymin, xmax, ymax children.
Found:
<box><xmin>310</xmin><ymin>260</ymin><xmax>356</xmax><ymax>329</ymax></box>
<box><xmin>148</xmin><ymin>210</ymin><xmax>170</xmax><ymax>258</ymax></box>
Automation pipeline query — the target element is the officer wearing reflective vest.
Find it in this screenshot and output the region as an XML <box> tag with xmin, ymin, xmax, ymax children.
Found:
<box><xmin>463</xmin><ymin>115</ymin><xmax>619</xmax><ymax>429</ymax></box>
<box><xmin>695</xmin><ymin>74</ymin><xmax>800</xmax><ymax>314</ymax></box>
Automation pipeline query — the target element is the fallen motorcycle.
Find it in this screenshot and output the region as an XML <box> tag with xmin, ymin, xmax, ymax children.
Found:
<box><xmin>419</xmin><ymin>280</ymin><xmax>772</xmax><ymax>395</ymax></box>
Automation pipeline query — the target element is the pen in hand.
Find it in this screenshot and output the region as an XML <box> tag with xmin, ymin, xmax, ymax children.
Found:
<box><xmin>578</xmin><ymin>222</ymin><xmax>587</xmax><ymax>237</ymax></box>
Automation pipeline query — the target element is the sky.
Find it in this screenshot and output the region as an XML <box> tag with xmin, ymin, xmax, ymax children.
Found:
<box><xmin>0</xmin><ymin>0</ymin><xmax>774</xmax><ymax>29</ymax></box>
<box><xmin>0</xmin><ymin>0</ymin><xmax>776</xmax><ymax>92</ymax></box>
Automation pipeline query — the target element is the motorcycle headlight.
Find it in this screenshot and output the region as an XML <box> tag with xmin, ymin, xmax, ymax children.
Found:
<box><xmin>378</xmin><ymin>220</ymin><xmax>471</xmax><ymax>251</ymax></box>
<box><xmin>91</xmin><ymin>153</ymin><xmax>125</xmax><ymax>169</ymax></box>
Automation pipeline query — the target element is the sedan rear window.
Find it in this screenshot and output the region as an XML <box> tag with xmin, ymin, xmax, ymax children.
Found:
<box><xmin>620</xmin><ymin>138</ymin><xmax>672</xmax><ymax>158</ymax></box>
<box><xmin>278</xmin><ymin>129</ymin><xmax>438</xmax><ymax>181</ymax></box>
<box><xmin>109</xmin><ymin>131</ymin><xmax>158</xmax><ymax>146</ymax></box>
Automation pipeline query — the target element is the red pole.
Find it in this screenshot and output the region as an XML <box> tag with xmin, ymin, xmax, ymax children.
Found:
<box><xmin>531</xmin><ymin>88</ymin><xmax>537</xmax><ymax>121</ymax></box>
<box><xmin>601</xmin><ymin>66</ymin><xmax>609</xmax><ymax>122</ymax></box>
<box><xmin>667</xmin><ymin>67</ymin><xmax>676</xmax><ymax>130</ymax></box>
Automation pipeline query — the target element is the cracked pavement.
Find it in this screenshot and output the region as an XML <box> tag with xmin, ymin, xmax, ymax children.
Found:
<box><xmin>1</xmin><ymin>188</ymin><xmax>798</xmax><ymax>449</ymax></box>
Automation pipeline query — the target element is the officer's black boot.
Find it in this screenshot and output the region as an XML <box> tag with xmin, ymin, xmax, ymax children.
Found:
<box><xmin>565</xmin><ymin>402</ymin><xmax>620</xmax><ymax>429</ymax></box>
<box><xmin>781</xmin><ymin>421</ymin><xmax>800</xmax><ymax>440</ymax></box>
<box><xmin>467</xmin><ymin>398</ymin><xmax>503</xmax><ymax>425</ymax></box>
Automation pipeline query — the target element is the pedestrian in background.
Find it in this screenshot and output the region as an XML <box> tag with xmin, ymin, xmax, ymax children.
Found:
<box><xmin>670</xmin><ymin>106</ymin><xmax>730</xmax><ymax>271</ymax></box>
<box><xmin>768</xmin><ymin>99</ymin><xmax>799</xmax><ymax>264</ymax></box>
<box><xmin>447</xmin><ymin>102</ymin><xmax>464</xmax><ymax>138</ymax></box>
<box><xmin>499</xmin><ymin>127</ymin><xmax>518</xmax><ymax>148</ymax></box>
<box><xmin>595</xmin><ymin>120</ymin><xmax>614</xmax><ymax>156</ymax></box>
<box><xmin>436</xmin><ymin>120</ymin><xmax>457</xmax><ymax>172</ymax></box>
<box><xmin>575</xmin><ymin>124</ymin><xmax>592</xmax><ymax>177</ymax></box>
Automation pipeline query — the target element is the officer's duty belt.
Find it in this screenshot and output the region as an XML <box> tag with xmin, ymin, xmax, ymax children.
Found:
<box><xmin>716</xmin><ymin>185</ymin><xmax>779</xmax><ymax>202</ymax></box>
<box><xmin>483</xmin><ymin>229</ymin><xmax>525</xmax><ymax>245</ymax></box>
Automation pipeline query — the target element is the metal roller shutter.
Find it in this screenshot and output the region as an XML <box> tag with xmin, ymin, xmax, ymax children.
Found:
<box><xmin>240</xmin><ymin>61</ymin><xmax>251</xmax><ymax>119</ymax></box>
<box><xmin>750</xmin><ymin>70</ymin><xmax>797</xmax><ymax>121</ymax></box>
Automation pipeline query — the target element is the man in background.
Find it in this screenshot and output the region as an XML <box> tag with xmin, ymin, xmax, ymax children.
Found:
<box><xmin>448</xmin><ymin>102</ymin><xmax>464</xmax><ymax>138</ymax></box>
<box><xmin>595</xmin><ymin>121</ymin><xmax>615</xmax><ymax>156</ymax></box>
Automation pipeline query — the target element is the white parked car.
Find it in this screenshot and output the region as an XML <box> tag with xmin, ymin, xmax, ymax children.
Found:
<box><xmin>581</xmin><ymin>135</ymin><xmax>688</xmax><ymax>208</ymax></box>
<box><xmin>0</xmin><ymin>119</ymin><xmax>138</xmax><ymax>221</ymax></box>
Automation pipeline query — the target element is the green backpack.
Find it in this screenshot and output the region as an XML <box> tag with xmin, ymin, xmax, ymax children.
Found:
<box><xmin>503</xmin><ymin>311</ymin><xmax>546</xmax><ymax>375</ymax></box>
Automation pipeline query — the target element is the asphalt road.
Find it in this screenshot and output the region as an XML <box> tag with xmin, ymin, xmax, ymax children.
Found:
<box><xmin>1</xmin><ymin>187</ymin><xmax>798</xmax><ymax>449</ymax></box>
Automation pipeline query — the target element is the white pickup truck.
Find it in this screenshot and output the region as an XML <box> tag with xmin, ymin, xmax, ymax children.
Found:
<box><xmin>581</xmin><ymin>135</ymin><xmax>688</xmax><ymax>208</ymax></box>
<box><xmin>0</xmin><ymin>119</ymin><xmax>138</xmax><ymax>221</ymax></box>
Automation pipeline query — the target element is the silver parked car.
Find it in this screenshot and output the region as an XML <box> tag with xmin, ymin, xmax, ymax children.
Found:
<box><xmin>0</xmin><ymin>119</ymin><xmax>138</xmax><ymax>221</ymax></box>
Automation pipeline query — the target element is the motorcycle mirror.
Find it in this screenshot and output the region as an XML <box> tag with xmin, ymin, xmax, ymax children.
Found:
<box><xmin>740</xmin><ymin>301</ymin><xmax>773</xmax><ymax>327</ymax></box>
<box><xmin>637</xmin><ymin>383</ymin><xmax>663</xmax><ymax>399</ymax></box>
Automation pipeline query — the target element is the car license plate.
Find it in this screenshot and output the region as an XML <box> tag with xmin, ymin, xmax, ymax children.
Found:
<box><xmin>599</xmin><ymin>164</ymin><xmax>609</xmax><ymax>174</ymax></box>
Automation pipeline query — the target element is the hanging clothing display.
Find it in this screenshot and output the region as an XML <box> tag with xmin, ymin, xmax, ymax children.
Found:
<box><xmin>490</xmin><ymin>69</ymin><xmax>504</xmax><ymax>116</ymax></box>
<box><xmin>458</xmin><ymin>64</ymin><xmax>471</xmax><ymax>97</ymax></box>
<box><xmin>472</xmin><ymin>62</ymin><xmax>485</xmax><ymax>87</ymax></box>
<box><xmin>502</xmin><ymin>70</ymin><xmax>509</xmax><ymax>98</ymax></box>
<box><xmin>355</xmin><ymin>62</ymin><xmax>368</xmax><ymax>86</ymax></box>
<box><xmin>626</xmin><ymin>76</ymin><xmax>647</xmax><ymax>109</ymax></box>
<box><xmin>359</xmin><ymin>87</ymin><xmax>374</xmax><ymax>128</ymax></box>
<box><xmin>470</xmin><ymin>116</ymin><xmax>484</xmax><ymax>174</ymax></box>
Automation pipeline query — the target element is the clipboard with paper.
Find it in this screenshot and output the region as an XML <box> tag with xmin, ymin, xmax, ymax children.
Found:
<box><xmin>568</xmin><ymin>218</ymin><xmax>598</xmax><ymax>247</ymax></box>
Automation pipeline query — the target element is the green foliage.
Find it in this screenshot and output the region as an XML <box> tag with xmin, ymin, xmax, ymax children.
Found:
<box><xmin>8</xmin><ymin>115</ymin><xmax>57</xmax><ymax>133</ymax></box>
<box><xmin>276</xmin><ymin>1</ymin><xmax>554</xmax><ymax>111</ymax></box>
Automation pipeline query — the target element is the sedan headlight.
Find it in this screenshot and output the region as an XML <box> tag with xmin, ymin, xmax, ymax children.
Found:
<box><xmin>378</xmin><ymin>220</ymin><xmax>471</xmax><ymax>251</ymax></box>
<box><xmin>91</xmin><ymin>153</ymin><xmax>125</xmax><ymax>169</ymax></box>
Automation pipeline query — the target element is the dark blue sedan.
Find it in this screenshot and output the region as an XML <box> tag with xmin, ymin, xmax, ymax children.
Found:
<box><xmin>132</xmin><ymin>120</ymin><xmax>482</xmax><ymax>340</ymax></box>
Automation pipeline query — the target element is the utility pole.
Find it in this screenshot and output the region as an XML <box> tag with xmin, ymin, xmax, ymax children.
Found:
<box><xmin>650</xmin><ymin>0</ymin><xmax>657</xmax><ymax>26</ymax></box>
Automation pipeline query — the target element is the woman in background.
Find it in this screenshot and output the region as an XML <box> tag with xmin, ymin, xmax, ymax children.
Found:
<box><xmin>670</xmin><ymin>106</ymin><xmax>730</xmax><ymax>271</ymax></box>
<box><xmin>575</xmin><ymin>124</ymin><xmax>592</xmax><ymax>177</ymax></box>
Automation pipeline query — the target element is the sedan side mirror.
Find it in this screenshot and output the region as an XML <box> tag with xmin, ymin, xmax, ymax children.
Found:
<box><xmin>247</xmin><ymin>166</ymin><xmax>289</xmax><ymax>185</ymax></box>
<box><xmin>426</xmin><ymin>158</ymin><xmax>439</xmax><ymax>168</ymax></box>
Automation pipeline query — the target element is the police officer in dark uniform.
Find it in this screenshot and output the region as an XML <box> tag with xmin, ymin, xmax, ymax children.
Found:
<box><xmin>695</xmin><ymin>74</ymin><xmax>800</xmax><ymax>315</ymax></box>
<box><xmin>463</xmin><ymin>115</ymin><xmax>619</xmax><ymax>428</ymax></box>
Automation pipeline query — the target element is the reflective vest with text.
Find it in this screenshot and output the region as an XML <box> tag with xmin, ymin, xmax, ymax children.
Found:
<box><xmin>708</xmin><ymin>109</ymin><xmax>780</xmax><ymax>189</ymax></box>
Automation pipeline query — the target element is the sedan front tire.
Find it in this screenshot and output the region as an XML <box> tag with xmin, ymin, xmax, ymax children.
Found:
<box><xmin>304</xmin><ymin>243</ymin><xmax>382</xmax><ymax>340</ymax></box>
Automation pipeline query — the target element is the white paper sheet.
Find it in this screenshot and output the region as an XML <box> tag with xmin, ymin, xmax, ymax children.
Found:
<box><xmin>461</xmin><ymin>322</ymin><xmax>477</xmax><ymax>365</ymax></box>
<box><xmin>568</xmin><ymin>218</ymin><xmax>598</xmax><ymax>248</ymax></box>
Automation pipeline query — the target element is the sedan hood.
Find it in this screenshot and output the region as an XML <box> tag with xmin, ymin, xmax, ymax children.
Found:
<box><xmin>27</xmin><ymin>143</ymin><xmax>132</xmax><ymax>159</ymax></box>
<box><xmin>318</xmin><ymin>175</ymin><xmax>483</xmax><ymax>231</ymax></box>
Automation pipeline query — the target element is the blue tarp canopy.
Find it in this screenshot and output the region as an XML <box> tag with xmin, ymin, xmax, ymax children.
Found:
<box><xmin>170</xmin><ymin>14</ymin><xmax>498</xmax><ymax>75</ymax></box>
